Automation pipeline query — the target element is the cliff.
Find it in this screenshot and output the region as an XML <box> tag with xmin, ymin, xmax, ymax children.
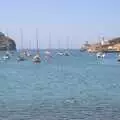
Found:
<box><xmin>0</xmin><ymin>32</ymin><xmax>16</xmax><ymax>51</ymax></box>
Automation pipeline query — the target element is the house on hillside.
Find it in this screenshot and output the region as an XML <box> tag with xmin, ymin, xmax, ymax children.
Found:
<box><xmin>112</xmin><ymin>44</ymin><xmax>120</xmax><ymax>51</ymax></box>
<box><xmin>87</xmin><ymin>44</ymin><xmax>102</xmax><ymax>53</ymax></box>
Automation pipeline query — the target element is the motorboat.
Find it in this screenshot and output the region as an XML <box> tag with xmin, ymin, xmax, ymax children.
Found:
<box><xmin>44</xmin><ymin>50</ymin><xmax>51</xmax><ymax>55</ymax></box>
<box><xmin>56</xmin><ymin>52</ymin><xmax>64</xmax><ymax>56</ymax></box>
<box><xmin>17</xmin><ymin>55</ymin><xmax>25</xmax><ymax>62</ymax></box>
<box><xmin>2</xmin><ymin>54</ymin><xmax>10</xmax><ymax>60</ymax></box>
<box><xmin>96</xmin><ymin>52</ymin><xmax>105</xmax><ymax>58</ymax></box>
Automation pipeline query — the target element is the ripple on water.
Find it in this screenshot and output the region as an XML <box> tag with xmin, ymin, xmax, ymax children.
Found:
<box><xmin>0</xmin><ymin>51</ymin><xmax>120</xmax><ymax>119</ymax></box>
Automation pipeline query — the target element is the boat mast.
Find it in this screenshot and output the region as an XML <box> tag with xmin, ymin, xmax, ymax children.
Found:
<box><xmin>29</xmin><ymin>40</ymin><xmax>31</xmax><ymax>50</ymax></box>
<box><xmin>70</xmin><ymin>40</ymin><xmax>72</xmax><ymax>50</ymax></box>
<box><xmin>20</xmin><ymin>28</ymin><xmax>23</xmax><ymax>51</ymax></box>
<box><xmin>58</xmin><ymin>40</ymin><xmax>60</xmax><ymax>50</ymax></box>
<box><xmin>48</xmin><ymin>32</ymin><xmax>51</xmax><ymax>51</ymax></box>
<box><xmin>36</xmin><ymin>28</ymin><xmax>39</xmax><ymax>53</ymax></box>
<box><xmin>66</xmin><ymin>36</ymin><xmax>69</xmax><ymax>50</ymax></box>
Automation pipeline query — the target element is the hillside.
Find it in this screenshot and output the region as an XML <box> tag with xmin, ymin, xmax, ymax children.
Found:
<box><xmin>0</xmin><ymin>32</ymin><xmax>16</xmax><ymax>51</ymax></box>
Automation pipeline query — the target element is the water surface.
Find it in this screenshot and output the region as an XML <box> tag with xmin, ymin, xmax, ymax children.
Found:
<box><xmin>0</xmin><ymin>50</ymin><xmax>120</xmax><ymax>120</ymax></box>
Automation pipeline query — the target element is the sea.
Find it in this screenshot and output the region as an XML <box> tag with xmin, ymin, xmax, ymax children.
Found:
<box><xmin>0</xmin><ymin>50</ymin><xmax>120</xmax><ymax>120</ymax></box>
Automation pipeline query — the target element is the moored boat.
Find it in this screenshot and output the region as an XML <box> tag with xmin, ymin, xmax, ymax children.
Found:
<box><xmin>64</xmin><ymin>51</ymin><xmax>70</xmax><ymax>56</ymax></box>
<box><xmin>56</xmin><ymin>52</ymin><xmax>64</xmax><ymax>56</ymax></box>
<box><xmin>96</xmin><ymin>52</ymin><xmax>105</xmax><ymax>58</ymax></box>
<box><xmin>33</xmin><ymin>28</ymin><xmax>41</xmax><ymax>63</ymax></box>
<box><xmin>17</xmin><ymin>55</ymin><xmax>25</xmax><ymax>62</ymax></box>
<box><xmin>32</xmin><ymin>54</ymin><xmax>41</xmax><ymax>63</ymax></box>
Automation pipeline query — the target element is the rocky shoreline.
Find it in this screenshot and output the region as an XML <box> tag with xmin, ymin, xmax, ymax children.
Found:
<box><xmin>0</xmin><ymin>32</ymin><xmax>16</xmax><ymax>51</ymax></box>
<box><xmin>81</xmin><ymin>37</ymin><xmax>120</xmax><ymax>53</ymax></box>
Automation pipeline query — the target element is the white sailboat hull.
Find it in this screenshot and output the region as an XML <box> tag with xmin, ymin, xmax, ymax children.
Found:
<box><xmin>33</xmin><ymin>55</ymin><xmax>41</xmax><ymax>63</ymax></box>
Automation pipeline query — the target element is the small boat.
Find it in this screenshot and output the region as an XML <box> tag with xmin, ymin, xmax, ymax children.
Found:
<box><xmin>64</xmin><ymin>36</ymin><xmax>71</xmax><ymax>56</ymax></box>
<box><xmin>23</xmin><ymin>51</ymin><xmax>27</xmax><ymax>56</ymax></box>
<box><xmin>80</xmin><ymin>47</ymin><xmax>86</xmax><ymax>52</ymax></box>
<box><xmin>17</xmin><ymin>28</ymin><xmax>26</xmax><ymax>62</ymax></box>
<box><xmin>118</xmin><ymin>54</ymin><xmax>120</xmax><ymax>57</ymax></box>
<box><xmin>102</xmin><ymin>53</ymin><xmax>105</xmax><ymax>58</ymax></box>
<box><xmin>24</xmin><ymin>50</ymin><xmax>32</xmax><ymax>57</ymax></box>
<box><xmin>44</xmin><ymin>32</ymin><xmax>52</xmax><ymax>57</ymax></box>
<box><xmin>44</xmin><ymin>51</ymin><xmax>51</xmax><ymax>55</ymax></box>
<box><xmin>96</xmin><ymin>52</ymin><xmax>101</xmax><ymax>58</ymax></box>
<box><xmin>96</xmin><ymin>52</ymin><xmax>105</xmax><ymax>58</ymax></box>
<box><xmin>117</xmin><ymin>54</ymin><xmax>120</xmax><ymax>62</ymax></box>
<box><xmin>56</xmin><ymin>40</ymin><xmax>64</xmax><ymax>56</ymax></box>
<box><xmin>33</xmin><ymin>28</ymin><xmax>41</xmax><ymax>63</ymax></box>
<box><xmin>56</xmin><ymin>52</ymin><xmax>64</xmax><ymax>56</ymax></box>
<box><xmin>27</xmin><ymin>52</ymin><xmax>32</xmax><ymax>57</ymax></box>
<box><xmin>32</xmin><ymin>54</ymin><xmax>41</xmax><ymax>63</ymax></box>
<box><xmin>2</xmin><ymin>51</ymin><xmax>11</xmax><ymax>60</ymax></box>
<box><xmin>17</xmin><ymin>55</ymin><xmax>25</xmax><ymax>62</ymax></box>
<box><xmin>2</xmin><ymin>54</ymin><xmax>10</xmax><ymax>60</ymax></box>
<box><xmin>64</xmin><ymin>51</ymin><xmax>70</xmax><ymax>56</ymax></box>
<box><xmin>26</xmin><ymin>40</ymin><xmax>32</xmax><ymax>57</ymax></box>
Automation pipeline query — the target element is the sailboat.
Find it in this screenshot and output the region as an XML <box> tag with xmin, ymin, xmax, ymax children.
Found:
<box><xmin>64</xmin><ymin>36</ymin><xmax>70</xmax><ymax>56</ymax></box>
<box><xmin>17</xmin><ymin>29</ymin><xmax>26</xmax><ymax>62</ymax></box>
<box><xmin>32</xmin><ymin>28</ymin><xmax>41</xmax><ymax>63</ymax></box>
<box><xmin>56</xmin><ymin>40</ymin><xmax>64</xmax><ymax>56</ymax></box>
<box><xmin>25</xmin><ymin>40</ymin><xmax>32</xmax><ymax>57</ymax></box>
<box><xmin>44</xmin><ymin>32</ymin><xmax>52</xmax><ymax>56</ymax></box>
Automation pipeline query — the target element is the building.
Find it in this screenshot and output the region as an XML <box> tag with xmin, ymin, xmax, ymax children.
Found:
<box><xmin>112</xmin><ymin>44</ymin><xmax>120</xmax><ymax>51</ymax></box>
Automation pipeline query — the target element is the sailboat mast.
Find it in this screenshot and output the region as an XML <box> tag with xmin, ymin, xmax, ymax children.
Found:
<box><xmin>66</xmin><ymin>36</ymin><xmax>69</xmax><ymax>50</ymax></box>
<box><xmin>20</xmin><ymin>28</ymin><xmax>23</xmax><ymax>51</ymax></box>
<box><xmin>58</xmin><ymin>40</ymin><xmax>60</xmax><ymax>50</ymax></box>
<box><xmin>70</xmin><ymin>40</ymin><xmax>72</xmax><ymax>50</ymax></box>
<box><xmin>49</xmin><ymin>32</ymin><xmax>51</xmax><ymax>50</ymax></box>
<box><xmin>29</xmin><ymin>40</ymin><xmax>31</xmax><ymax>50</ymax></box>
<box><xmin>36</xmin><ymin>28</ymin><xmax>39</xmax><ymax>53</ymax></box>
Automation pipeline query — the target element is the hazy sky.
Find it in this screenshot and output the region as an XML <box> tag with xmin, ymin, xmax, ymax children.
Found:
<box><xmin>0</xmin><ymin>0</ymin><xmax>120</xmax><ymax>49</ymax></box>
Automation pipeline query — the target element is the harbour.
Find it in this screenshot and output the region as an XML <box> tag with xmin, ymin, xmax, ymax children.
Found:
<box><xmin>0</xmin><ymin>50</ymin><xmax>120</xmax><ymax>119</ymax></box>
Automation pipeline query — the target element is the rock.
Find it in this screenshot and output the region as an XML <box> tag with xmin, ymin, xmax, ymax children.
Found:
<box><xmin>0</xmin><ymin>32</ymin><xmax>16</xmax><ymax>51</ymax></box>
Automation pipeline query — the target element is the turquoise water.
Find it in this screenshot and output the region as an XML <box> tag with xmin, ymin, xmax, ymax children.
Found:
<box><xmin>0</xmin><ymin>50</ymin><xmax>120</xmax><ymax>119</ymax></box>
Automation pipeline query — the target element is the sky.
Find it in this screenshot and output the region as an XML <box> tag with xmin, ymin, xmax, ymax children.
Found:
<box><xmin>0</xmin><ymin>0</ymin><xmax>120</xmax><ymax>49</ymax></box>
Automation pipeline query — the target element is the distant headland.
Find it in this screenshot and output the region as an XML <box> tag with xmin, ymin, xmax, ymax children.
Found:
<box><xmin>81</xmin><ymin>37</ymin><xmax>120</xmax><ymax>53</ymax></box>
<box><xmin>0</xmin><ymin>32</ymin><xmax>16</xmax><ymax>51</ymax></box>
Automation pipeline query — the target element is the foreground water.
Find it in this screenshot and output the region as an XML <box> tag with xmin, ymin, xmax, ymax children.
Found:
<box><xmin>0</xmin><ymin>50</ymin><xmax>120</xmax><ymax>119</ymax></box>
